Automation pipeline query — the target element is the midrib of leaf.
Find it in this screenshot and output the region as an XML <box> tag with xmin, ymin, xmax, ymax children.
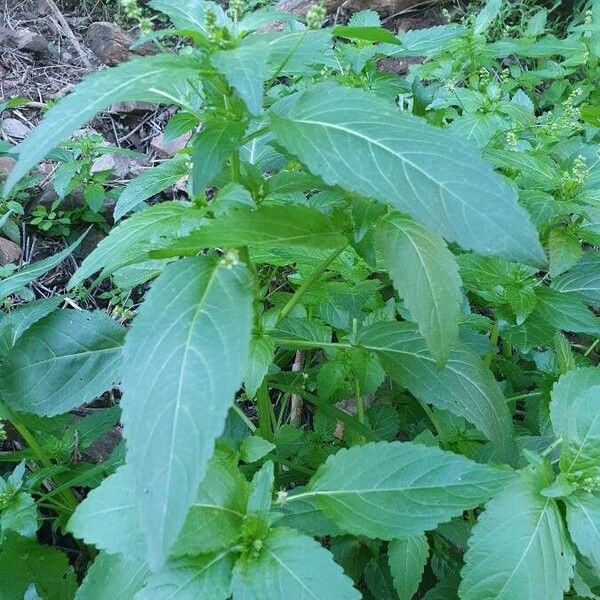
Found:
<box><xmin>7</xmin><ymin>346</ymin><xmax>120</xmax><ymax>371</ymax></box>
<box><xmin>495</xmin><ymin>499</ymin><xmax>550</xmax><ymax>598</ymax></box>
<box><xmin>266</xmin><ymin>546</ymin><xmax>320</xmax><ymax>600</ymax></box>
<box><xmin>191</xmin><ymin>503</ymin><xmax>245</xmax><ymax>518</ymax></box>
<box><xmin>289</xmin><ymin>116</ymin><xmax>506</xmax><ymax>240</ymax></box>
<box><xmin>160</xmin><ymin>266</ymin><xmax>220</xmax><ymax>539</ymax></box>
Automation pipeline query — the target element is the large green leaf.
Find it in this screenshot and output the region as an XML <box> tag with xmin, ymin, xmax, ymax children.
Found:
<box><xmin>0</xmin><ymin>533</ymin><xmax>77</xmax><ymax>600</ymax></box>
<box><xmin>69</xmin><ymin>202</ymin><xmax>205</xmax><ymax>287</ymax></box>
<box><xmin>357</xmin><ymin>322</ymin><xmax>517</xmax><ymax>464</ymax></box>
<box><xmin>289</xmin><ymin>441</ymin><xmax>513</xmax><ymax>539</ymax></box>
<box><xmin>232</xmin><ymin>528</ymin><xmax>360</xmax><ymax>600</ymax></box>
<box><xmin>376</xmin><ymin>212</ymin><xmax>462</xmax><ymax>364</ymax></box>
<box><xmin>460</xmin><ymin>469</ymin><xmax>575</xmax><ymax>600</ymax></box>
<box><xmin>121</xmin><ymin>255</ymin><xmax>253</xmax><ymax>568</ymax></box>
<box><xmin>4</xmin><ymin>55</ymin><xmax>203</xmax><ymax>194</ymax></box>
<box><xmin>114</xmin><ymin>155</ymin><xmax>189</xmax><ymax>220</ymax></box>
<box><xmin>137</xmin><ymin>552</ymin><xmax>235</xmax><ymax>600</ymax></box>
<box><xmin>153</xmin><ymin>205</ymin><xmax>347</xmax><ymax>258</ymax></box>
<box><xmin>270</xmin><ymin>82</ymin><xmax>545</xmax><ymax>266</ymax></box>
<box><xmin>388</xmin><ymin>535</ymin><xmax>429</xmax><ymax>600</ymax></box>
<box><xmin>67</xmin><ymin>465</ymin><xmax>146</xmax><ymax>557</ymax></box>
<box><xmin>566</xmin><ymin>492</ymin><xmax>600</xmax><ymax>570</ymax></box>
<box><xmin>0</xmin><ymin>310</ymin><xmax>125</xmax><ymax>416</ymax></box>
<box><xmin>211</xmin><ymin>43</ymin><xmax>268</xmax><ymax>115</ymax></box>
<box><xmin>75</xmin><ymin>553</ymin><xmax>150</xmax><ymax>600</ymax></box>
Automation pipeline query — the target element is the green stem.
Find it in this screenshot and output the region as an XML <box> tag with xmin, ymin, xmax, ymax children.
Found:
<box><xmin>585</xmin><ymin>339</ymin><xmax>599</xmax><ymax>357</ymax></box>
<box><xmin>233</xmin><ymin>404</ymin><xmax>257</xmax><ymax>433</ymax></box>
<box><xmin>353</xmin><ymin>377</ymin><xmax>365</xmax><ymax>445</ymax></box>
<box><xmin>256</xmin><ymin>382</ymin><xmax>273</xmax><ymax>440</ymax></box>
<box><xmin>506</xmin><ymin>391</ymin><xmax>543</xmax><ymax>403</ymax></box>
<box><xmin>0</xmin><ymin>399</ymin><xmax>78</xmax><ymax>513</ymax></box>
<box><xmin>275</xmin><ymin>245</ymin><xmax>346</xmax><ymax>327</ymax></box>
<box><xmin>484</xmin><ymin>322</ymin><xmax>500</xmax><ymax>369</ymax></box>
<box><xmin>540</xmin><ymin>437</ymin><xmax>562</xmax><ymax>458</ymax></box>
<box><xmin>230</xmin><ymin>150</ymin><xmax>241</xmax><ymax>183</ymax></box>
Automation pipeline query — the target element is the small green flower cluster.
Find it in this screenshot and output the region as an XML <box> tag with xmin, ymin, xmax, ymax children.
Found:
<box><xmin>119</xmin><ymin>0</ymin><xmax>153</xmax><ymax>35</ymax></box>
<box><xmin>306</xmin><ymin>3</ymin><xmax>326</xmax><ymax>29</ymax></box>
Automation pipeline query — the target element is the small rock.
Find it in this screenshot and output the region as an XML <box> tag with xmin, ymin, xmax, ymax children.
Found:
<box><xmin>86</xmin><ymin>22</ymin><xmax>133</xmax><ymax>65</ymax></box>
<box><xmin>90</xmin><ymin>153</ymin><xmax>147</xmax><ymax>179</ymax></box>
<box><xmin>0</xmin><ymin>238</ymin><xmax>21</xmax><ymax>266</ymax></box>
<box><xmin>74</xmin><ymin>226</ymin><xmax>107</xmax><ymax>260</ymax></box>
<box><xmin>110</xmin><ymin>100</ymin><xmax>156</xmax><ymax>113</ymax></box>
<box><xmin>2</xmin><ymin>118</ymin><xmax>30</xmax><ymax>139</ymax></box>
<box><xmin>0</xmin><ymin>156</ymin><xmax>16</xmax><ymax>177</ymax></box>
<box><xmin>15</xmin><ymin>29</ymin><xmax>49</xmax><ymax>54</ymax></box>
<box><xmin>150</xmin><ymin>132</ymin><xmax>192</xmax><ymax>158</ymax></box>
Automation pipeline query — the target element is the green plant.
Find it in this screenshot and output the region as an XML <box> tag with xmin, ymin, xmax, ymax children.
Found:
<box><xmin>30</xmin><ymin>200</ymin><xmax>71</xmax><ymax>236</ymax></box>
<box><xmin>0</xmin><ymin>0</ymin><xmax>599</xmax><ymax>598</ymax></box>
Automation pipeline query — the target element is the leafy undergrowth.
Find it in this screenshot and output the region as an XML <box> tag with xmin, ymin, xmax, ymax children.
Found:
<box><xmin>0</xmin><ymin>0</ymin><xmax>599</xmax><ymax>598</ymax></box>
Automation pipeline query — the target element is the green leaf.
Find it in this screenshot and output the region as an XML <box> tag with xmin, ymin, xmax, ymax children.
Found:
<box><xmin>270</xmin><ymin>83</ymin><xmax>544</xmax><ymax>266</ymax></box>
<box><xmin>532</xmin><ymin>287</ymin><xmax>600</xmax><ymax>336</ymax></box>
<box><xmin>296</xmin><ymin>441</ymin><xmax>513</xmax><ymax>539</ymax></box>
<box><xmin>211</xmin><ymin>182</ymin><xmax>256</xmax><ymax>216</ymax></box>
<box><xmin>152</xmin><ymin>205</ymin><xmax>346</xmax><ymax>258</ymax></box>
<box><xmin>191</xmin><ymin>119</ymin><xmax>247</xmax><ymax>195</ymax></box>
<box><xmin>172</xmin><ymin>454</ymin><xmax>249</xmax><ymax>556</ymax></box>
<box><xmin>5</xmin><ymin>55</ymin><xmax>203</xmax><ymax>195</ymax></box>
<box><xmin>233</xmin><ymin>528</ymin><xmax>360</xmax><ymax>600</ymax></box>
<box><xmin>75</xmin><ymin>553</ymin><xmax>150</xmax><ymax>600</ymax></box>
<box><xmin>474</xmin><ymin>0</ymin><xmax>502</xmax><ymax>34</ymax></box>
<box><xmin>149</xmin><ymin>0</ymin><xmax>232</xmax><ymax>34</ymax></box>
<box><xmin>552</xmin><ymin>253</ymin><xmax>600</xmax><ymax>307</ymax></box>
<box><xmin>557</xmin><ymin>384</ymin><xmax>600</xmax><ymax>479</ymax></box>
<box><xmin>460</xmin><ymin>469</ymin><xmax>575</xmax><ymax>600</ymax></box>
<box><xmin>137</xmin><ymin>551</ymin><xmax>234</xmax><ymax>600</ymax></box>
<box><xmin>240</xmin><ymin>435</ymin><xmax>275</xmax><ymax>463</ymax></box>
<box><xmin>376</xmin><ymin>212</ymin><xmax>462</xmax><ymax>364</ymax></box>
<box><xmin>548</xmin><ymin>228</ymin><xmax>582</xmax><ymax>278</ymax></box>
<box><xmin>247</xmin><ymin>460</ymin><xmax>275</xmax><ymax>512</ymax></box>
<box><xmin>550</xmin><ymin>366</ymin><xmax>600</xmax><ymax>440</ymax></box>
<box><xmin>332</xmin><ymin>25</ymin><xmax>402</xmax><ymax>45</ymax></box>
<box><xmin>0</xmin><ymin>532</ymin><xmax>77</xmax><ymax>600</ymax></box>
<box><xmin>114</xmin><ymin>155</ymin><xmax>189</xmax><ymax>220</ymax></box>
<box><xmin>566</xmin><ymin>492</ymin><xmax>600</xmax><ymax>569</ymax></box>
<box><xmin>275</xmin><ymin>493</ymin><xmax>342</xmax><ymax>537</ymax></box>
<box><xmin>243</xmin><ymin>336</ymin><xmax>274</xmax><ymax>398</ymax></box>
<box><xmin>69</xmin><ymin>202</ymin><xmax>205</xmax><ymax>287</ymax></box>
<box><xmin>0</xmin><ymin>296</ymin><xmax>61</xmax><ymax>357</ymax></box>
<box><xmin>120</xmin><ymin>255</ymin><xmax>253</xmax><ymax>568</ymax></box>
<box><xmin>211</xmin><ymin>43</ymin><xmax>268</xmax><ymax>115</ymax></box>
<box><xmin>66</xmin><ymin>465</ymin><xmax>146</xmax><ymax>557</ymax></box>
<box><xmin>358</xmin><ymin>322</ymin><xmax>517</xmax><ymax>464</ymax></box>
<box><xmin>0</xmin><ymin>232</ymin><xmax>84</xmax><ymax>301</ymax></box>
<box><xmin>1</xmin><ymin>493</ymin><xmax>37</xmax><ymax>538</ymax></box>
<box><xmin>388</xmin><ymin>535</ymin><xmax>429</xmax><ymax>600</ymax></box>
<box><xmin>0</xmin><ymin>309</ymin><xmax>125</xmax><ymax>416</ymax></box>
